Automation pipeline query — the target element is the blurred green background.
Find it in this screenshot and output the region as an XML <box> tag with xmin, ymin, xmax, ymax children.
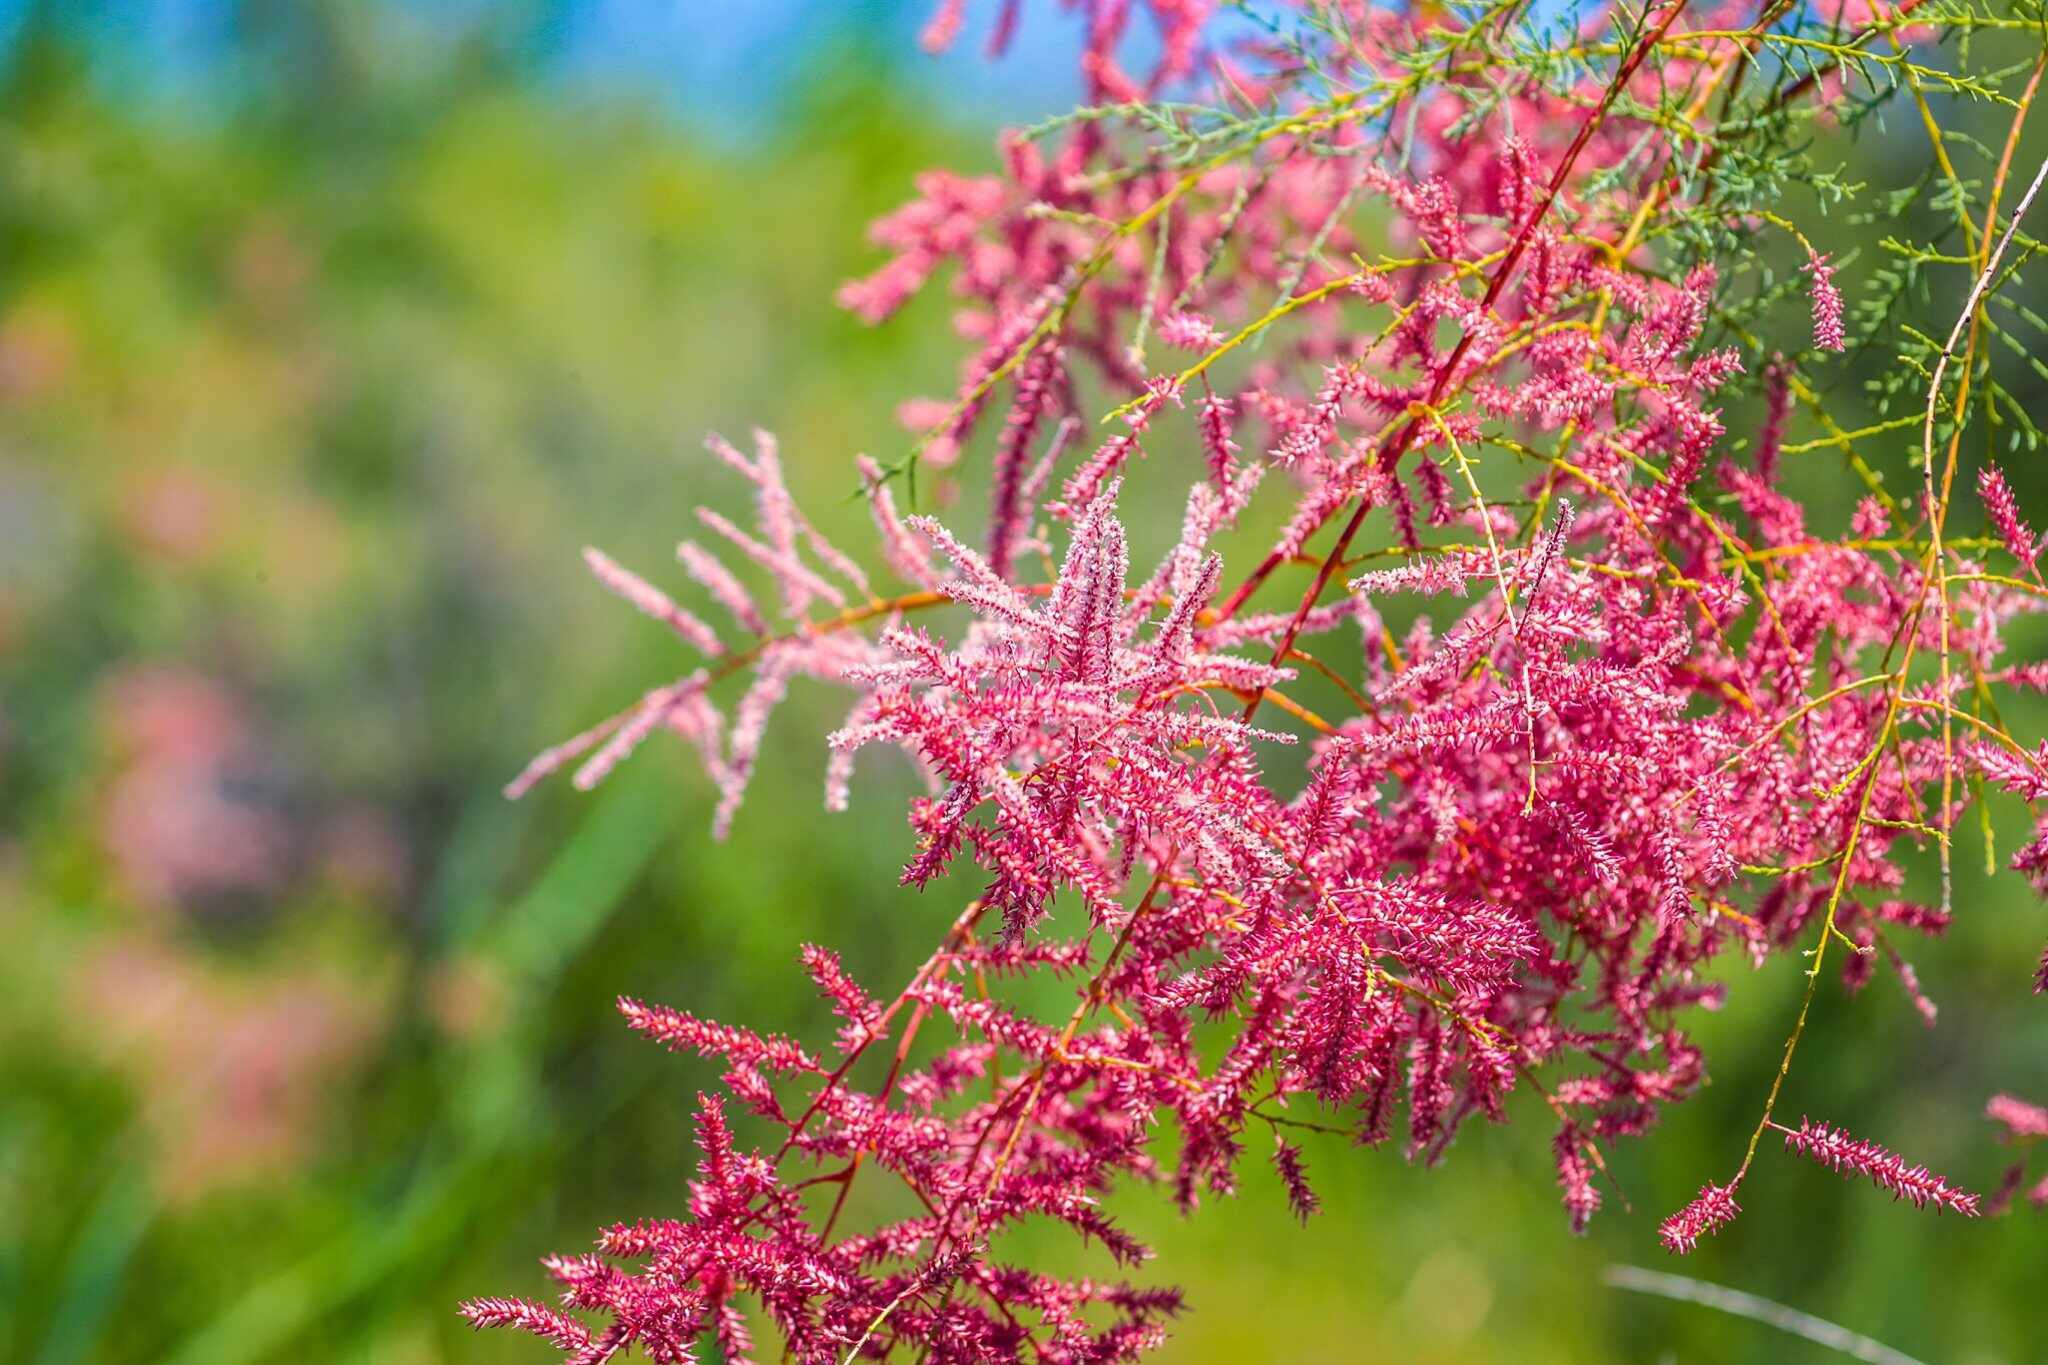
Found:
<box><xmin>2</xmin><ymin>3</ymin><xmax>2045</xmax><ymax>1361</ymax></box>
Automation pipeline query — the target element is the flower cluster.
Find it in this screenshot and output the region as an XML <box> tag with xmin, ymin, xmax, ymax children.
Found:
<box><xmin>469</xmin><ymin>1</ymin><xmax>2048</xmax><ymax>1358</ymax></box>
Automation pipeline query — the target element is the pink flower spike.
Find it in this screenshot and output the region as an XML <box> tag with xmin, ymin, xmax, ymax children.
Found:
<box><xmin>678</xmin><ymin>539</ymin><xmax>769</xmax><ymax>636</ymax></box>
<box><xmin>1805</xmin><ymin>251</ymin><xmax>1846</xmax><ymax>352</ymax></box>
<box><xmin>582</xmin><ymin>548</ymin><xmax>723</xmax><ymax>657</ymax></box>
<box><xmin>1781</xmin><ymin>1118</ymin><xmax>1979</xmax><ymax>1215</ymax></box>
<box><xmin>1272</xmin><ymin>1137</ymin><xmax>1320</xmax><ymax>1224</ymax></box>
<box><xmin>1978</xmin><ymin>465</ymin><xmax>2040</xmax><ymax>570</ymax></box>
<box><xmin>458</xmin><ymin>1297</ymin><xmax>592</xmax><ymax>1352</ymax></box>
<box><xmin>1658</xmin><ymin>1182</ymin><xmax>1740</xmax><ymax>1254</ymax></box>
<box><xmin>856</xmin><ymin>454</ymin><xmax>939</xmax><ymax>590</ymax></box>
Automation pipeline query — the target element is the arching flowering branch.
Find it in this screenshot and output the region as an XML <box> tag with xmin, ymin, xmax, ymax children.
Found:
<box><xmin>468</xmin><ymin>1</ymin><xmax>2048</xmax><ymax>1358</ymax></box>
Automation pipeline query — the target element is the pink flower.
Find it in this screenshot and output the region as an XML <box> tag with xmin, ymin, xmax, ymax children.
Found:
<box><xmin>457</xmin><ymin>1298</ymin><xmax>592</xmax><ymax>1353</ymax></box>
<box><xmin>1805</xmin><ymin>250</ymin><xmax>1847</xmax><ymax>352</ymax></box>
<box><xmin>582</xmin><ymin>547</ymin><xmax>723</xmax><ymax>656</ymax></box>
<box><xmin>1781</xmin><ymin>1118</ymin><xmax>1979</xmax><ymax>1215</ymax></box>
<box><xmin>919</xmin><ymin>0</ymin><xmax>965</xmax><ymax>53</ymax></box>
<box><xmin>1987</xmin><ymin>1093</ymin><xmax>2048</xmax><ymax>1141</ymax></box>
<box><xmin>1979</xmin><ymin>465</ymin><xmax>2040</xmax><ymax>570</ymax></box>
<box><xmin>1659</xmin><ymin>1183</ymin><xmax>1741</xmax><ymax>1254</ymax></box>
<box><xmin>1158</xmin><ymin>311</ymin><xmax>1225</xmax><ymax>351</ymax></box>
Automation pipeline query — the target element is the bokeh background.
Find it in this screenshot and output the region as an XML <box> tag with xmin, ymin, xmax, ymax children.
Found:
<box><xmin>4</xmin><ymin>2</ymin><xmax>2046</xmax><ymax>1361</ymax></box>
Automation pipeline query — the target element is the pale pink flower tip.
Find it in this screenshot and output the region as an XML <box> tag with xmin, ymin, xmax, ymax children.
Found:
<box><xmin>582</xmin><ymin>547</ymin><xmax>722</xmax><ymax>657</ymax></box>
<box><xmin>1987</xmin><ymin>1093</ymin><xmax>2048</xmax><ymax>1141</ymax></box>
